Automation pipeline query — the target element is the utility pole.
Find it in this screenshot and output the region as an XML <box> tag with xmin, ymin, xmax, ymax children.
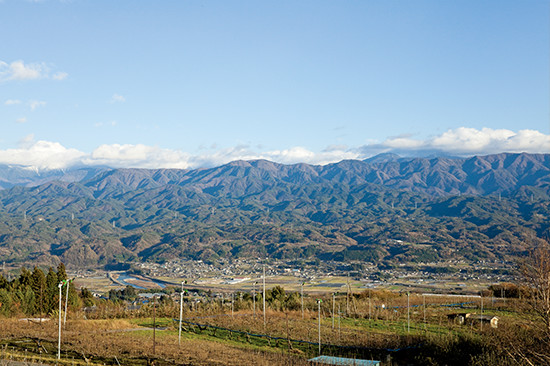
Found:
<box><xmin>231</xmin><ymin>292</ymin><xmax>234</xmax><ymax>318</ymax></box>
<box><xmin>57</xmin><ymin>282</ymin><xmax>62</xmax><ymax>361</ymax></box>
<box><xmin>317</xmin><ymin>299</ymin><xmax>322</xmax><ymax>355</ymax></box>
<box><xmin>332</xmin><ymin>293</ymin><xmax>335</xmax><ymax>329</ymax></box>
<box><xmin>179</xmin><ymin>281</ymin><xmax>184</xmax><ymax>345</ymax></box>
<box><xmin>262</xmin><ymin>264</ymin><xmax>265</xmax><ymax>328</ymax></box>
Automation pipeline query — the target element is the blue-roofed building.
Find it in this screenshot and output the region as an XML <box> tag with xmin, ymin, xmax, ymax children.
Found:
<box><xmin>308</xmin><ymin>356</ymin><xmax>381</xmax><ymax>365</ymax></box>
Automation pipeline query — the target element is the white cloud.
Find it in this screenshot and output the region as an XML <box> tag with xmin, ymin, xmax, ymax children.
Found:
<box><xmin>86</xmin><ymin>144</ymin><xmax>190</xmax><ymax>169</ymax></box>
<box><xmin>0</xmin><ymin>140</ymin><xmax>85</xmax><ymax>170</ymax></box>
<box><xmin>0</xmin><ymin>60</ymin><xmax>68</xmax><ymax>82</ymax></box>
<box><xmin>52</xmin><ymin>71</ymin><xmax>68</xmax><ymax>80</ymax></box>
<box><xmin>383</xmin><ymin>137</ymin><xmax>424</xmax><ymax>149</ymax></box>
<box><xmin>264</xmin><ymin>146</ymin><xmax>358</xmax><ymax>165</ymax></box>
<box><xmin>357</xmin><ymin>127</ymin><xmax>550</xmax><ymax>157</ymax></box>
<box><xmin>185</xmin><ymin>145</ymin><xmax>359</xmax><ymax>168</ymax></box>
<box><xmin>28</xmin><ymin>100</ymin><xmax>46</xmax><ymax>110</ymax></box>
<box><xmin>5</xmin><ymin>99</ymin><xmax>47</xmax><ymax>110</ymax></box>
<box><xmin>5</xmin><ymin>99</ymin><xmax>21</xmax><ymax>105</ymax></box>
<box><xmin>0</xmin><ymin>60</ymin><xmax>45</xmax><ymax>81</ymax></box>
<box><xmin>110</xmin><ymin>94</ymin><xmax>126</xmax><ymax>103</ymax></box>
<box><xmin>15</xmin><ymin>117</ymin><xmax>27</xmax><ymax>124</ymax></box>
<box><xmin>0</xmin><ymin>127</ymin><xmax>547</xmax><ymax>171</ymax></box>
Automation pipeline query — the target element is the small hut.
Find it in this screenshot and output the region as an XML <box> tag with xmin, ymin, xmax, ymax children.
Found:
<box><xmin>448</xmin><ymin>313</ymin><xmax>499</xmax><ymax>328</ymax></box>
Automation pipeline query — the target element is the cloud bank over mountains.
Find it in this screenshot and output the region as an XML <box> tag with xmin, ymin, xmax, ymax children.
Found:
<box><xmin>1</xmin><ymin>128</ymin><xmax>548</xmax><ymax>171</ymax></box>
<box><xmin>358</xmin><ymin>128</ymin><xmax>550</xmax><ymax>157</ymax></box>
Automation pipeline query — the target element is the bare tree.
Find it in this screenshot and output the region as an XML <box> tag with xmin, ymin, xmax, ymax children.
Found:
<box><xmin>481</xmin><ymin>241</ymin><xmax>550</xmax><ymax>365</ymax></box>
<box><xmin>520</xmin><ymin>241</ymin><xmax>550</xmax><ymax>335</ymax></box>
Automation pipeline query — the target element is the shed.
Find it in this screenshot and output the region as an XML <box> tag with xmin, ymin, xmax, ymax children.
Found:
<box><xmin>466</xmin><ymin>314</ymin><xmax>499</xmax><ymax>328</ymax></box>
<box><xmin>447</xmin><ymin>313</ymin><xmax>499</xmax><ymax>328</ymax></box>
<box><xmin>447</xmin><ymin>313</ymin><xmax>468</xmax><ymax>325</ymax></box>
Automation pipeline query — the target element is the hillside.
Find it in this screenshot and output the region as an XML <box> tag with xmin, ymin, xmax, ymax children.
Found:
<box><xmin>0</xmin><ymin>152</ymin><xmax>548</xmax><ymax>268</ymax></box>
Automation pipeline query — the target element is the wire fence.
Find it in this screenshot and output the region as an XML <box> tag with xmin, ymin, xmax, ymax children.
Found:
<box><xmin>174</xmin><ymin>318</ymin><xmax>421</xmax><ymax>357</ymax></box>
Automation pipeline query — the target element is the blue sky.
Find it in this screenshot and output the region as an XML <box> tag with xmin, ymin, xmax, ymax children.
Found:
<box><xmin>1</xmin><ymin>0</ymin><xmax>549</xmax><ymax>170</ymax></box>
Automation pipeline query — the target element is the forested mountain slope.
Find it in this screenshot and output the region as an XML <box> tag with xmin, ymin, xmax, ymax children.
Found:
<box><xmin>0</xmin><ymin>153</ymin><xmax>547</xmax><ymax>268</ymax></box>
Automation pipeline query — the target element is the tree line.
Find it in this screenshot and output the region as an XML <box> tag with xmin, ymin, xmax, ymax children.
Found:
<box><xmin>0</xmin><ymin>263</ymin><xmax>81</xmax><ymax>317</ymax></box>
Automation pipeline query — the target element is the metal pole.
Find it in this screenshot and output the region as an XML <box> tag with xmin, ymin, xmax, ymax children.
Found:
<box><xmin>253</xmin><ymin>282</ymin><xmax>256</xmax><ymax>318</ymax></box>
<box><xmin>179</xmin><ymin>282</ymin><xmax>184</xmax><ymax>345</ymax></box>
<box><xmin>318</xmin><ymin>299</ymin><xmax>322</xmax><ymax>355</ymax></box>
<box><xmin>57</xmin><ymin>282</ymin><xmax>62</xmax><ymax>361</ymax></box>
<box><xmin>262</xmin><ymin>264</ymin><xmax>265</xmax><ymax>327</ymax></box>
<box><xmin>63</xmin><ymin>280</ymin><xmax>70</xmax><ymax>326</ymax></box>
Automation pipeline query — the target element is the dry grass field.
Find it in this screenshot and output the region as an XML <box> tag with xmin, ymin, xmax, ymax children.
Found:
<box><xmin>0</xmin><ymin>291</ymin><xmax>547</xmax><ymax>365</ymax></box>
<box><xmin>0</xmin><ymin>317</ymin><xmax>310</xmax><ymax>365</ymax></box>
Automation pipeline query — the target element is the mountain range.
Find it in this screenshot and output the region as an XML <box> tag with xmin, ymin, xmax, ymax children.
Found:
<box><xmin>0</xmin><ymin>152</ymin><xmax>548</xmax><ymax>269</ymax></box>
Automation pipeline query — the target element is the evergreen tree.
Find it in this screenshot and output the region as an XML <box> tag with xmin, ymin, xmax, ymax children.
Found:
<box><xmin>56</xmin><ymin>263</ymin><xmax>67</xmax><ymax>282</ymax></box>
<box><xmin>31</xmin><ymin>267</ymin><xmax>47</xmax><ymax>315</ymax></box>
<box><xmin>0</xmin><ymin>275</ymin><xmax>8</xmax><ymax>290</ymax></box>
<box><xmin>45</xmin><ymin>267</ymin><xmax>59</xmax><ymax>314</ymax></box>
<box><xmin>79</xmin><ymin>288</ymin><xmax>95</xmax><ymax>307</ymax></box>
<box><xmin>19</xmin><ymin>267</ymin><xmax>32</xmax><ymax>288</ymax></box>
<box><xmin>16</xmin><ymin>287</ymin><xmax>36</xmax><ymax>315</ymax></box>
<box><xmin>0</xmin><ymin>288</ymin><xmax>13</xmax><ymax>317</ymax></box>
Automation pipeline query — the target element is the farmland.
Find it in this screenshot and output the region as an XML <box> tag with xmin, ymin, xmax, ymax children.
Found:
<box><xmin>0</xmin><ymin>283</ymin><xmax>545</xmax><ymax>365</ymax></box>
